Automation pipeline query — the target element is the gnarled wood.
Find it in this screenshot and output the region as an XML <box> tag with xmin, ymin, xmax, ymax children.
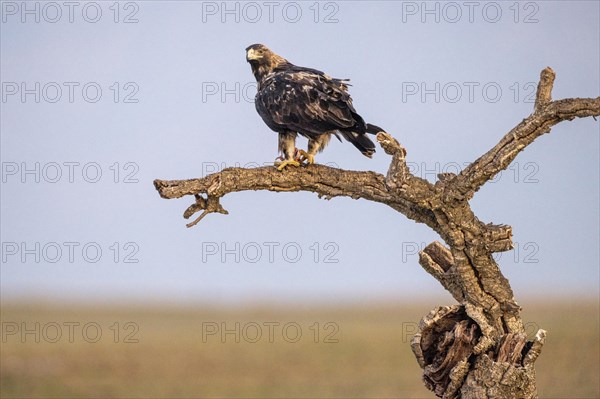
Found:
<box><xmin>154</xmin><ymin>68</ymin><xmax>599</xmax><ymax>397</ymax></box>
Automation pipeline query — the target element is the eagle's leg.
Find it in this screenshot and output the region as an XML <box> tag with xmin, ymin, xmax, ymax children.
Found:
<box><xmin>299</xmin><ymin>134</ymin><xmax>331</xmax><ymax>165</ymax></box>
<box><xmin>275</xmin><ymin>132</ymin><xmax>300</xmax><ymax>171</ymax></box>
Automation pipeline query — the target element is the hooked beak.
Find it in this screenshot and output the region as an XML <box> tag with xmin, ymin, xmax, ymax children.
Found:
<box><xmin>246</xmin><ymin>48</ymin><xmax>261</xmax><ymax>62</ymax></box>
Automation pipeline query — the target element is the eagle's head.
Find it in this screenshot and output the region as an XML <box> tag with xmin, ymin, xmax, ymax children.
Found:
<box><xmin>246</xmin><ymin>44</ymin><xmax>289</xmax><ymax>82</ymax></box>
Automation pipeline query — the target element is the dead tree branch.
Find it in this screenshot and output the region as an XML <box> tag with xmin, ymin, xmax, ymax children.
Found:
<box><xmin>154</xmin><ymin>67</ymin><xmax>599</xmax><ymax>398</ymax></box>
<box><xmin>451</xmin><ymin>68</ymin><xmax>599</xmax><ymax>201</ymax></box>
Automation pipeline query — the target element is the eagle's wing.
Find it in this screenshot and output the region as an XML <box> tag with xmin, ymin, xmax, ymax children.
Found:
<box><xmin>255</xmin><ymin>68</ymin><xmax>366</xmax><ymax>138</ymax></box>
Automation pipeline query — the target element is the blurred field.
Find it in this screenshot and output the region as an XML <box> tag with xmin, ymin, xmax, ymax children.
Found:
<box><xmin>1</xmin><ymin>300</ymin><xmax>598</xmax><ymax>398</ymax></box>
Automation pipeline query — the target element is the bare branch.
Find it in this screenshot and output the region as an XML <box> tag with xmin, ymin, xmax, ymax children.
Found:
<box><xmin>449</xmin><ymin>68</ymin><xmax>599</xmax><ymax>200</ymax></box>
<box><xmin>523</xmin><ymin>329</ymin><xmax>547</xmax><ymax>366</ymax></box>
<box><xmin>183</xmin><ymin>194</ymin><xmax>229</xmax><ymax>228</ymax></box>
<box><xmin>419</xmin><ymin>241</ymin><xmax>465</xmax><ymax>303</ymax></box>
<box><xmin>377</xmin><ymin>132</ymin><xmax>410</xmax><ymax>188</ymax></box>
<box><xmin>534</xmin><ymin>67</ymin><xmax>556</xmax><ymax>111</ymax></box>
<box><xmin>155</xmin><ymin>165</ymin><xmax>388</xmax><ymax>201</ymax></box>
<box><xmin>154</xmin><ymin>164</ymin><xmax>440</xmax><ymax>229</ymax></box>
<box><xmin>376</xmin><ymin>132</ymin><xmax>435</xmax><ymax>206</ymax></box>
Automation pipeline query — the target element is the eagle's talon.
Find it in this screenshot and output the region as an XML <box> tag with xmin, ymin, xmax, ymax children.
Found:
<box><xmin>276</xmin><ymin>149</ymin><xmax>302</xmax><ymax>163</ymax></box>
<box><xmin>298</xmin><ymin>150</ymin><xmax>315</xmax><ymax>165</ymax></box>
<box><xmin>275</xmin><ymin>159</ymin><xmax>301</xmax><ymax>171</ymax></box>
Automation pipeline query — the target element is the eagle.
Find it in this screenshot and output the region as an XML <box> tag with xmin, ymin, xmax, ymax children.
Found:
<box><xmin>246</xmin><ymin>44</ymin><xmax>384</xmax><ymax>170</ymax></box>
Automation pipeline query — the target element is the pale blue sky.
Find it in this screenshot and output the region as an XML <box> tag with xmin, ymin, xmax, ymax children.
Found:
<box><xmin>1</xmin><ymin>1</ymin><xmax>598</xmax><ymax>305</ymax></box>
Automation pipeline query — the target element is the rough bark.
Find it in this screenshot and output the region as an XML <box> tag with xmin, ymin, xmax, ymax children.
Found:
<box><xmin>154</xmin><ymin>68</ymin><xmax>599</xmax><ymax>397</ymax></box>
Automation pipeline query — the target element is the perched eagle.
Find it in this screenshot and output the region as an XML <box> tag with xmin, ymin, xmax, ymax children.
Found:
<box><xmin>246</xmin><ymin>44</ymin><xmax>384</xmax><ymax>170</ymax></box>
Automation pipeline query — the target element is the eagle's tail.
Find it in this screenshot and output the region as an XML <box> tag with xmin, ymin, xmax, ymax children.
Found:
<box><xmin>341</xmin><ymin>131</ymin><xmax>376</xmax><ymax>158</ymax></box>
<box><xmin>366</xmin><ymin>123</ymin><xmax>386</xmax><ymax>135</ymax></box>
<box><xmin>349</xmin><ymin>123</ymin><xmax>386</xmax><ymax>158</ymax></box>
